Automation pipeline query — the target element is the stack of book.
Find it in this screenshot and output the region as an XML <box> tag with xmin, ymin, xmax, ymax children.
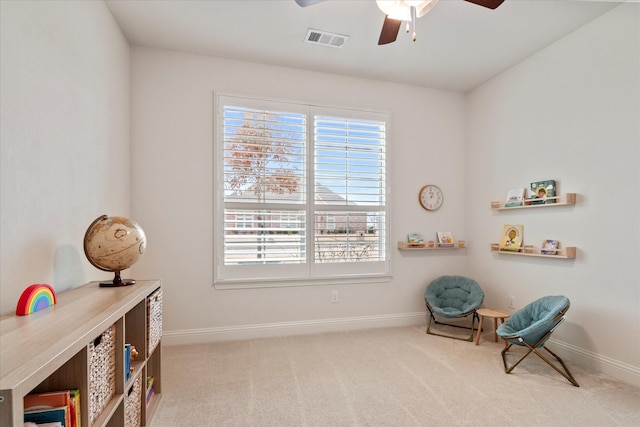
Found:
<box><xmin>24</xmin><ymin>389</ymin><xmax>81</xmax><ymax>427</ymax></box>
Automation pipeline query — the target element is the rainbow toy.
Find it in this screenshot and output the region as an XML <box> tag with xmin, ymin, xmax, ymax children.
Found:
<box><xmin>16</xmin><ymin>284</ymin><xmax>57</xmax><ymax>316</ymax></box>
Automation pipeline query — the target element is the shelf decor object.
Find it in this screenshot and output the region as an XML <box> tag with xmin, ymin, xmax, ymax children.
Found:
<box><xmin>490</xmin><ymin>243</ymin><xmax>576</xmax><ymax>259</ymax></box>
<box><xmin>83</xmin><ymin>215</ymin><xmax>147</xmax><ymax>287</ymax></box>
<box><xmin>398</xmin><ymin>240</ymin><xmax>466</xmax><ymax>250</ymax></box>
<box><xmin>15</xmin><ymin>284</ymin><xmax>57</xmax><ymax>316</ymax></box>
<box><xmin>491</xmin><ymin>193</ymin><xmax>576</xmax><ymax>210</ymax></box>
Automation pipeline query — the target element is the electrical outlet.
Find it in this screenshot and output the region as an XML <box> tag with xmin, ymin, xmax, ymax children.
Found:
<box><xmin>331</xmin><ymin>290</ymin><xmax>340</xmax><ymax>303</ymax></box>
<box><xmin>508</xmin><ymin>295</ymin><xmax>516</xmax><ymax>309</ymax></box>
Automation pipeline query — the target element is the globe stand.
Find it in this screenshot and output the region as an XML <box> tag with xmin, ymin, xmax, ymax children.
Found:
<box><xmin>99</xmin><ymin>270</ymin><xmax>136</xmax><ymax>288</ymax></box>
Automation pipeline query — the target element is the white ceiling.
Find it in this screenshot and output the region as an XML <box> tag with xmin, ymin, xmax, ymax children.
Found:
<box><xmin>105</xmin><ymin>0</ymin><xmax>623</xmax><ymax>92</ymax></box>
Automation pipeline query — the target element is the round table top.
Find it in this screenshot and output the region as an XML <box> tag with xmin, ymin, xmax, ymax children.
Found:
<box><xmin>477</xmin><ymin>307</ymin><xmax>511</xmax><ymax>318</ymax></box>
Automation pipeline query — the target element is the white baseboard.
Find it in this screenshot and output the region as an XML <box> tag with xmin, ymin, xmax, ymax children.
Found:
<box><xmin>162</xmin><ymin>313</ymin><xmax>639</xmax><ymax>388</ymax></box>
<box><xmin>549</xmin><ymin>338</ymin><xmax>640</xmax><ymax>388</ymax></box>
<box><xmin>162</xmin><ymin>312</ymin><xmax>426</xmax><ymax>345</ymax></box>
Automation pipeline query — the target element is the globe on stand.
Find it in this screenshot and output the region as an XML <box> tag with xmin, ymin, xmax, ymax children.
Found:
<box><xmin>83</xmin><ymin>215</ymin><xmax>147</xmax><ymax>287</ymax></box>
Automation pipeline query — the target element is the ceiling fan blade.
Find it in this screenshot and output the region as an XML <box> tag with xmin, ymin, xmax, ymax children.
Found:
<box><xmin>294</xmin><ymin>0</ymin><xmax>327</xmax><ymax>6</ymax></box>
<box><xmin>464</xmin><ymin>0</ymin><xmax>505</xmax><ymax>9</ymax></box>
<box><xmin>378</xmin><ymin>16</ymin><xmax>402</xmax><ymax>45</ymax></box>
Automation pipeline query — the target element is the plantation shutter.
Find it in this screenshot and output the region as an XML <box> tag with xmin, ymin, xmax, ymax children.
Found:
<box><xmin>221</xmin><ymin>100</ymin><xmax>307</xmax><ymax>273</ymax></box>
<box><xmin>215</xmin><ymin>96</ymin><xmax>389</xmax><ymax>284</ymax></box>
<box><xmin>312</xmin><ymin>111</ymin><xmax>387</xmax><ymax>266</ymax></box>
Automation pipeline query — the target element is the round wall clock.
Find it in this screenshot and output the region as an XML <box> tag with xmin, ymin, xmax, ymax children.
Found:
<box><xmin>419</xmin><ymin>185</ymin><xmax>443</xmax><ymax>211</ymax></box>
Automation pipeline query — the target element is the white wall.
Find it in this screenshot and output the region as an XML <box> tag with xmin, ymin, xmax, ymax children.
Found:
<box><xmin>466</xmin><ymin>4</ymin><xmax>639</xmax><ymax>384</ymax></box>
<box><xmin>0</xmin><ymin>1</ymin><xmax>131</xmax><ymax>314</ymax></box>
<box><xmin>130</xmin><ymin>48</ymin><xmax>468</xmax><ymax>340</ymax></box>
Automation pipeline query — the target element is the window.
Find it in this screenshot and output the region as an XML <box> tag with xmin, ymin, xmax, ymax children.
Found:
<box><xmin>215</xmin><ymin>95</ymin><xmax>389</xmax><ymax>285</ymax></box>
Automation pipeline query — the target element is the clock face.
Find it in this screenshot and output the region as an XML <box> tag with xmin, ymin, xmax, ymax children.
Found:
<box><xmin>419</xmin><ymin>185</ymin><xmax>443</xmax><ymax>211</ymax></box>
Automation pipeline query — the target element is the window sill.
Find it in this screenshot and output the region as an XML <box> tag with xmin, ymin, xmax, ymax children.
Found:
<box><xmin>213</xmin><ymin>274</ymin><xmax>392</xmax><ymax>290</ymax></box>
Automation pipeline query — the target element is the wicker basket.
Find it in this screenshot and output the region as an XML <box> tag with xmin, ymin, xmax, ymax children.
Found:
<box><xmin>147</xmin><ymin>288</ymin><xmax>162</xmax><ymax>355</ymax></box>
<box><xmin>88</xmin><ymin>324</ymin><xmax>116</xmax><ymax>425</ymax></box>
<box><xmin>125</xmin><ymin>374</ymin><xmax>142</xmax><ymax>427</ymax></box>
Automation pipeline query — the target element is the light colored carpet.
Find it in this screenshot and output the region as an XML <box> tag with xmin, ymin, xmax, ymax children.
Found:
<box><xmin>150</xmin><ymin>325</ymin><xmax>640</xmax><ymax>427</ymax></box>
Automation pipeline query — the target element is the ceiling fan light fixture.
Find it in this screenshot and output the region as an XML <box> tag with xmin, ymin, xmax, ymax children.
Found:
<box><xmin>376</xmin><ymin>0</ymin><xmax>439</xmax><ymax>42</ymax></box>
<box><xmin>376</xmin><ymin>0</ymin><xmax>438</xmax><ymax>20</ymax></box>
<box><xmin>376</xmin><ymin>0</ymin><xmax>410</xmax><ymax>21</ymax></box>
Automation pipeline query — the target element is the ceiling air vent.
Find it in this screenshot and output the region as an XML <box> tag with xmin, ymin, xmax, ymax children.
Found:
<box><xmin>305</xmin><ymin>29</ymin><xmax>348</xmax><ymax>48</ymax></box>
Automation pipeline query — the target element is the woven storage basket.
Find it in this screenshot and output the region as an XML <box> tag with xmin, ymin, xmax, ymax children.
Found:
<box><xmin>88</xmin><ymin>324</ymin><xmax>116</xmax><ymax>425</ymax></box>
<box><xmin>125</xmin><ymin>374</ymin><xmax>142</xmax><ymax>427</ymax></box>
<box><xmin>147</xmin><ymin>288</ymin><xmax>162</xmax><ymax>355</ymax></box>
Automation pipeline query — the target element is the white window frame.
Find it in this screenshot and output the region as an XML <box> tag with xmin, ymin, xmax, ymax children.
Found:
<box><xmin>214</xmin><ymin>94</ymin><xmax>390</xmax><ymax>287</ymax></box>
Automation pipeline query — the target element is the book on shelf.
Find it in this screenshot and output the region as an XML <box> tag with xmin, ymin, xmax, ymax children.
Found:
<box><xmin>529</xmin><ymin>180</ymin><xmax>556</xmax><ymax>204</ymax></box>
<box><xmin>505</xmin><ymin>188</ymin><xmax>526</xmax><ymax>207</ymax></box>
<box><xmin>68</xmin><ymin>388</ymin><xmax>80</xmax><ymax>427</ymax></box>
<box><xmin>24</xmin><ymin>406</ymin><xmax>68</xmax><ymax>426</ymax></box>
<box><xmin>541</xmin><ymin>239</ymin><xmax>559</xmax><ymax>255</ymax></box>
<box><xmin>24</xmin><ymin>390</ymin><xmax>71</xmax><ymax>427</ymax></box>
<box><xmin>24</xmin><ymin>422</ymin><xmax>62</xmax><ymax>427</ymax></box>
<box><xmin>146</xmin><ymin>376</ymin><xmax>155</xmax><ymax>405</ymax></box>
<box><xmin>407</xmin><ymin>233</ymin><xmax>424</xmax><ymax>246</ymax></box>
<box><xmin>24</xmin><ymin>389</ymin><xmax>80</xmax><ymax>427</ymax></box>
<box><xmin>125</xmin><ymin>343</ymin><xmax>131</xmax><ymax>383</ymax></box>
<box><xmin>499</xmin><ymin>225</ymin><xmax>523</xmax><ymax>252</ymax></box>
<box><xmin>436</xmin><ymin>231</ymin><xmax>454</xmax><ymax>247</ymax></box>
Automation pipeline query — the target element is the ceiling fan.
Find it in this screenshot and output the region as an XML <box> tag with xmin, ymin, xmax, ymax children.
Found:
<box><xmin>295</xmin><ymin>0</ymin><xmax>505</xmax><ymax>45</ymax></box>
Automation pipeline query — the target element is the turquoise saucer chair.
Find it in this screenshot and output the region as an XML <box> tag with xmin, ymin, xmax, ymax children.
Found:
<box><xmin>424</xmin><ymin>275</ymin><xmax>484</xmax><ymax>342</ymax></box>
<box><xmin>496</xmin><ymin>295</ymin><xmax>579</xmax><ymax>387</ymax></box>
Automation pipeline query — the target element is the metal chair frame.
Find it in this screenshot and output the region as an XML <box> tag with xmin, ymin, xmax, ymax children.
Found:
<box><xmin>425</xmin><ymin>302</ymin><xmax>480</xmax><ymax>342</ymax></box>
<box><xmin>500</xmin><ymin>308</ymin><xmax>579</xmax><ymax>387</ymax></box>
